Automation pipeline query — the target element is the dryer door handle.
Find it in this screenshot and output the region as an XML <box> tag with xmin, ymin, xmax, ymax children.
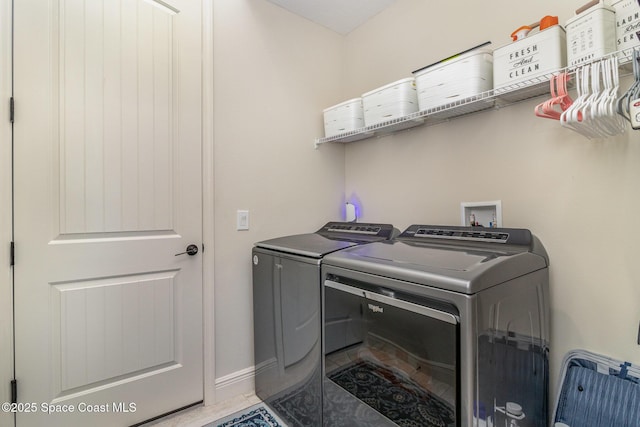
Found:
<box><xmin>325</xmin><ymin>280</ymin><xmax>364</xmax><ymax>297</ymax></box>
<box><xmin>364</xmin><ymin>290</ymin><xmax>459</xmax><ymax>325</ymax></box>
<box><xmin>324</xmin><ymin>280</ymin><xmax>459</xmax><ymax>325</ymax></box>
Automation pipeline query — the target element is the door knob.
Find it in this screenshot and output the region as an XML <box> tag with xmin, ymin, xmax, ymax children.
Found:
<box><xmin>175</xmin><ymin>244</ymin><xmax>199</xmax><ymax>256</ymax></box>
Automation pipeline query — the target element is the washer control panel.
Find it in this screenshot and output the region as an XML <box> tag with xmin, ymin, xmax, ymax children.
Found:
<box><xmin>399</xmin><ymin>225</ymin><xmax>534</xmax><ymax>246</ymax></box>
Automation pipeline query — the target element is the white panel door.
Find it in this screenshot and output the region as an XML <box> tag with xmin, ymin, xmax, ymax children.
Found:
<box><xmin>13</xmin><ymin>0</ymin><xmax>203</xmax><ymax>426</ymax></box>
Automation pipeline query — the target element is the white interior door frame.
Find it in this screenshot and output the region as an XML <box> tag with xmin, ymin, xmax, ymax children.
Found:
<box><xmin>202</xmin><ymin>0</ymin><xmax>216</xmax><ymax>406</ymax></box>
<box><xmin>0</xmin><ymin>0</ymin><xmax>14</xmax><ymax>425</ymax></box>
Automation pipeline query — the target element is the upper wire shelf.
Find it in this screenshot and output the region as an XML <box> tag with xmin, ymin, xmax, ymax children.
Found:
<box><xmin>314</xmin><ymin>47</ymin><xmax>639</xmax><ymax>148</ymax></box>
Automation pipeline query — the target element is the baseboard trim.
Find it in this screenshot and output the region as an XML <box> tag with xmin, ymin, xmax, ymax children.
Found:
<box><xmin>214</xmin><ymin>365</ymin><xmax>256</xmax><ymax>403</ymax></box>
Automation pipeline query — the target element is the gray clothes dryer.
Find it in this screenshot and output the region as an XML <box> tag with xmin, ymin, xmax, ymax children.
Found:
<box><xmin>252</xmin><ymin>222</ymin><xmax>397</xmax><ymax>427</ymax></box>
<box><xmin>321</xmin><ymin>225</ymin><xmax>550</xmax><ymax>427</ymax></box>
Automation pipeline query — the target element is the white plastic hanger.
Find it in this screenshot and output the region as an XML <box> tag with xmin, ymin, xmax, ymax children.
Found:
<box><xmin>582</xmin><ymin>61</ymin><xmax>604</xmax><ymax>138</ymax></box>
<box><xmin>596</xmin><ymin>57</ymin><xmax>625</xmax><ymax>136</ymax></box>
<box><xmin>561</xmin><ymin>66</ymin><xmax>595</xmax><ymax>137</ymax></box>
<box><xmin>562</xmin><ymin>58</ymin><xmax>627</xmax><ymax>138</ymax></box>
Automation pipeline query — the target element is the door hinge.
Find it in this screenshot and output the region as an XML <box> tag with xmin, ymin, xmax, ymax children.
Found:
<box><xmin>9</xmin><ymin>241</ymin><xmax>14</xmax><ymax>266</ymax></box>
<box><xmin>10</xmin><ymin>379</ymin><xmax>16</xmax><ymax>404</ymax></box>
<box><xmin>9</xmin><ymin>97</ymin><xmax>14</xmax><ymax>123</ymax></box>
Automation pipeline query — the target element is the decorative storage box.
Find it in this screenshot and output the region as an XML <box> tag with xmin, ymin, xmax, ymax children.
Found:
<box><xmin>413</xmin><ymin>49</ymin><xmax>493</xmax><ymax>111</ymax></box>
<box><xmin>612</xmin><ymin>0</ymin><xmax>640</xmax><ymax>60</ymax></box>
<box><xmin>566</xmin><ymin>3</ymin><xmax>616</xmax><ymax>66</ymax></box>
<box><xmin>361</xmin><ymin>78</ymin><xmax>418</xmax><ymax>127</ymax></box>
<box><xmin>323</xmin><ymin>98</ymin><xmax>364</xmax><ymax>138</ymax></box>
<box><xmin>493</xmin><ymin>25</ymin><xmax>567</xmax><ymax>90</ymax></box>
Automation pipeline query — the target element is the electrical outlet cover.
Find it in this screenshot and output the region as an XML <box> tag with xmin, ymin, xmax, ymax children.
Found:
<box><xmin>237</xmin><ymin>210</ymin><xmax>249</xmax><ymax>230</ymax></box>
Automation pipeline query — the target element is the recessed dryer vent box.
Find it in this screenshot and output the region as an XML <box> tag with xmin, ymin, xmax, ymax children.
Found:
<box><xmin>461</xmin><ymin>200</ymin><xmax>502</xmax><ymax>228</ymax></box>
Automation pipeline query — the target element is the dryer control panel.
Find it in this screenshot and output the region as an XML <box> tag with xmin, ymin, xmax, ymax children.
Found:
<box><xmin>318</xmin><ymin>222</ymin><xmax>397</xmax><ymax>240</ymax></box>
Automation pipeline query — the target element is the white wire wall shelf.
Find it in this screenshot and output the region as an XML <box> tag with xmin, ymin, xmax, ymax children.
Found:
<box><xmin>314</xmin><ymin>48</ymin><xmax>639</xmax><ymax>148</ymax></box>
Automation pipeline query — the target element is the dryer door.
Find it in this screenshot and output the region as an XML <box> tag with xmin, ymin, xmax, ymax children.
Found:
<box><xmin>253</xmin><ymin>249</ymin><xmax>322</xmax><ymax>427</ymax></box>
<box><xmin>280</xmin><ymin>256</ymin><xmax>321</xmax><ymax>367</ymax></box>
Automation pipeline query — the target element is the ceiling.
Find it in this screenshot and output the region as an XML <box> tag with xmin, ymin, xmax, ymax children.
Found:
<box><xmin>264</xmin><ymin>0</ymin><xmax>397</xmax><ymax>35</ymax></box>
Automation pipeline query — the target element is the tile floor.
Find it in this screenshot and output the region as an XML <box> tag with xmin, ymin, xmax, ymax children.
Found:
<box><xmin>145</xmin><ymin>334</ymin><xmax>454</xmax><ymax>426</ymax></box>
<box><xmin>144</xmin><ymin>393</ymin><xmax>262</xmax><ymax>427</ymax></box>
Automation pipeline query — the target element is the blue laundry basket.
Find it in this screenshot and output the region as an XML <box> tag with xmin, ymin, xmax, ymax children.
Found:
<box><xmin>553</xmin><ymin>349</ymin><xmax>640</xmax><ymax>427</ymax></box>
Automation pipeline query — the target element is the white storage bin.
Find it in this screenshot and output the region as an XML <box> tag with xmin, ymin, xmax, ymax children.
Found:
<box><xmin>566</xmin><ymin>3</ymin><xmax>616</xmax><ymax>66</ymax></box>
<box><xmin>323</xmin><ymin>98</ymin><xmax>364</xmax><ymax>137</ymax></box>
<box><xmin>413</xmin><ymin>49</ymin><xmax>493</xmax><ymax>111</ymax></box>
<box><xmin>361</xmin><ymin>78</ymin><xmax>418</xmax><ymax>126</ymax></box>
<box><xmin>493</xmin><ymin>25</ymin><xmax>567</xmax><ymax>90</ymax></box>
<box><xmin>612</xmin><ymin>0</ymin><xmax>640</xmax><ymax>60</ymax></box>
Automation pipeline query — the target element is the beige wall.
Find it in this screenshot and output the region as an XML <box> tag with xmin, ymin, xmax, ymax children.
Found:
<box><xmin>212</xmin><ymin>0</ymin><xmax>640</xmax><ymax>407</ymax></box>
<box><xmin>342</xmin><ymin>0</ymin><xmax>640</xmax><ymax>398</ymax></box>
<box><xmin>212</xmin><ymin>0</ymin><xmax>346</xmax><ymax>385</ymax></box>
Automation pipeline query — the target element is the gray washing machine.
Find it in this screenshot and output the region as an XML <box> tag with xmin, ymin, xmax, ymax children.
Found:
<box><xmin>322</xmin><ymin>225</ymin><xmax>550</xmax><ymax>427</ymax></box>
<box><xmin>252</xmin><ymin>222</ymin><xmax>397</xmax><ymax>427</ymax></box>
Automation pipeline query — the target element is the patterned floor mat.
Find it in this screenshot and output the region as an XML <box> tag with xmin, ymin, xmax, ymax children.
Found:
<box><xmin>328</xmin><ymin>359</ymin><xmax>455</xmax><ymax>427</ymax></box>
<box><xmin>207</xmin><ymin>405</ymin><xmax>284</xmax><ymax>427</ymax></box>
